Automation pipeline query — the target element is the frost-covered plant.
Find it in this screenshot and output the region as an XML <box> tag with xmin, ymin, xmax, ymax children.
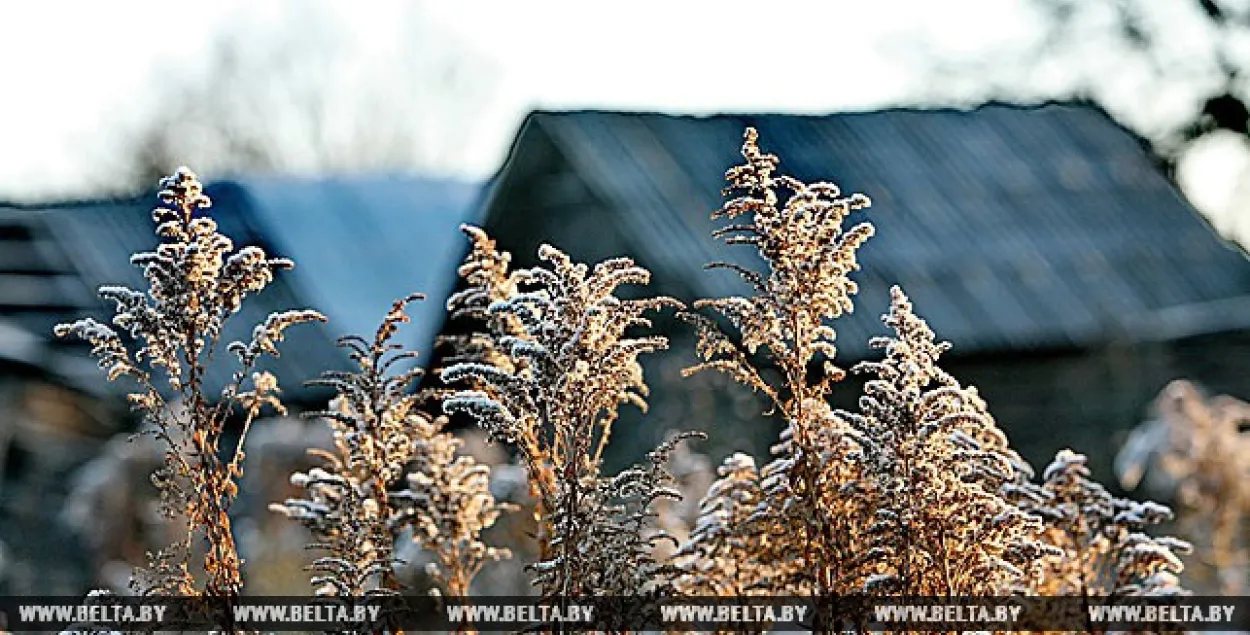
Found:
<box><xmin>391</xmin><ymin>418</ymin><xmax>515</xmax><ymax>597</ymax></box>
<box><xmin>673</xmin><ymin>452</ymin><xmax>769</xmax><ymax>596</ymax></box>
<box><xmin>1028</xmin><ymin>449</ymin><xmax>1191</xmax><ymax>597</ymax></box>
<box><xmin>47</xmin><ymin>129</ymin><xmax>1205</xmax><ymax>635</ymax></box>
<box><xmin>681</xmin><ymin>127</ymin><xmax>875</xmax><ymax>595</ymax></box>
<box><xmin>441</xmin><ymin>227</ymin><xmax>692</xmax><ymax>597</ymax></box>
<box><xmin>649</xmin><ymin>431</ymin><xmax>715</xmax><ymax>561</ymax></box>
<box><xmin>680</xmin><ymin>129</ymin><xmax>1187</xmax><ymax>611</ymax></box>
<box><xmin>841</xmin><ymin>286</ymin><xmax>1052</xmax><ymax>595</ymax></box>
<box><xmin>438</xmin><ymin>225</ymin><xmax>526</xmax><ymax>376</ymax></box>
<box><xmin>271</xmin><ymin>294</ymin><xmax>510</xmax><ymax>598</ymax></box>
<box><xmin>1117</xmin><ymin>379</ymin><xmax>1250</xmax><ymax>594</ymax></box>
<box><xmin>435</xmin><ymin>225</ymin><xmax>554</xmax><ymax>557</ymax></box>
<box><xmin>528</xmin><ymin>431</ymin><xmax>706</xmax><ymax>598</ymax></box>
<box><xmin>54</xmin><ymin>168</ymin><xmax>325</xmax><ymax>597</ymax></box>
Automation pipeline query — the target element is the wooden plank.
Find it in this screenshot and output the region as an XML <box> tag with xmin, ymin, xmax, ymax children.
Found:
<box><xmin>0</xmin><ymin>239</ymin><xmax>71</xmax><ymax>273</ymax></box>
<box><xmin>0</xmin><ymin>274</ymin><xmax>92</xmax><ymax>309</ymax></box>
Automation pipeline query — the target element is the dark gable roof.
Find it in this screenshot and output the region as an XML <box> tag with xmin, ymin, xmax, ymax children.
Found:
<box><xmin>0</xmin><ymin>175</ymin><xmax>481</xmax><ymax>402</ymax></box>
<box><xmin>486</xmin><ymin>103</ymin><xmax>1250</xmax><ymax>359</ymax></box>
<box><xmin>221</xmin><ymin>175</ymin><xmax>481</xmax><ymax>354</ymax></box>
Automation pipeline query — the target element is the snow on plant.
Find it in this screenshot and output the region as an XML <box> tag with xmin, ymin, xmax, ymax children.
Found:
<box><xmin>48</xmin><ymin>131</ymin><xmax>1201</xmax><ymax>635</ymax></box>
<box><xmin>840</xmin><ymin>286</ymin><xmax>1054</xmax><ymax>595</ymax></box>
<box><xmin>390</xmin><ymin>419</ymin><xmax>515</xmax><ymax>597</ymax></box>
<box><xmin>55</xmin><ymin>168</ymin><xmax>324</xmax><ymax>597</ymax></box>
<box><xmin>1027</xmin><ymin>449</ymin><xmax>1191</xmax><ymax>597</ymax></box>
<box><xmin>672</xmin><ymin>452</ymin><xmax>768</xmax><ymax>596</ymax></box>
<box><xmin>676</xmin><ymin>128</ymin><xmax>1188</xmax><ymax>611</ymax></box>
<box><xmin>440</xmin><ymin>227</ymin><xmax>700</xmax><ymax>598</ymax></box>
<box><xmin>1117</xmin><ymin>379</ymin><xmax>1250</xmax><ymax>594</ymax></box>
<box><xmin>679</xmin><ymin>127</ymin><xmax>876</xmax><ymax>596</ymax></box>
<box><xmin>271</xmin><ymin>294</ymin><xmax>512</xmax><ymax>599</ymax></box>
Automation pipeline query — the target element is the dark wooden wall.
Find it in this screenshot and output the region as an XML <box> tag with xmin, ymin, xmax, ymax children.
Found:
<box><xmin>948</xmin><ymin>334</ymin><xmax>1250</xmax><ymax>483</ymax></box>
<box><xmin>604</xmin><ymin>332</ymin><xmax>1250</xmax><ymax>488</ymax></box>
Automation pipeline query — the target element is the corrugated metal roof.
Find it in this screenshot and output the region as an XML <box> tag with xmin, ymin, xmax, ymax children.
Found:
<box><xmin>1</xmin><ymin>175</ymin><xmax>481</xmax><ymax>402</ymax></box>
<box><xmin>491</xmin><ymin>103</ymin><xmax>1250</xmax><ymax>359</ymax></box>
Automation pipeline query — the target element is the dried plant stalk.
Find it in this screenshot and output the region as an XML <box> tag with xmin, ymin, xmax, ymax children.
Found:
<box><xmin>841</xmin><ymin>286</ymin><xmax>1053</xmax><ymax>595</ymax></box>
<box><xmin>1116</xmin><ymin>379</ymin><xmax>1249</xmax><ymax>594</ymax></box>
<box><xmin>1029</xmin><ymin>449</ymin><xmax>1191</xmax><ymax>598</ymax></box>
<box><xmin>673</xmin><ymin>452</ymin><xmax>768</xmax><ymax>596</ymax></box>
<box><xmin>681</xmin><ymin>127</ymin><xmax>875</xmax><ymax>595</ymax></box>
<box><xmin>391</xmin><ymin>417</ymin><xmax>515</xmax><ymax>597</ymax></box>
<box><xmin>680</xmin><ymin>129</ymin><xmax>1189</xmax><ymax>614</ymax></box>
<box><xmin>441</xmin><ymin>226</ymin><xmax>696</xmax><ymax>598</ymax></box>
<box><xmin>50</xmin><ymin>129</ymin><xmax>1206</xmax><ymax>635</ymax></box>
<box><xmin>272</xmin><ymin>294</ymin><xmax>511</xmax><ymax>599</ymax></box>
<box><xmin>55</xmin><ymin>168</ymin><xmax>324</xmax><ymax>597</ymax></box>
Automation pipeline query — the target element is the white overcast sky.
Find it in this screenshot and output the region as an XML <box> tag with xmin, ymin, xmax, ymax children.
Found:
<box><xmin>0</xmin><ymin>0</ymin><xmax>1246</xmax><ymax>241</ymax></box>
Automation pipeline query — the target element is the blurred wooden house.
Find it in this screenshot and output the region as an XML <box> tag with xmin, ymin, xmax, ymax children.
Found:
<box><xmin>0</xmin><ymin>175</ymin><xmax>480</xmax><ymax>593</ymax></box>
<box><xmin>469</xmin><ymin>102</ymin><xmax>1250</xmax><ymax>477</ymax></box>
